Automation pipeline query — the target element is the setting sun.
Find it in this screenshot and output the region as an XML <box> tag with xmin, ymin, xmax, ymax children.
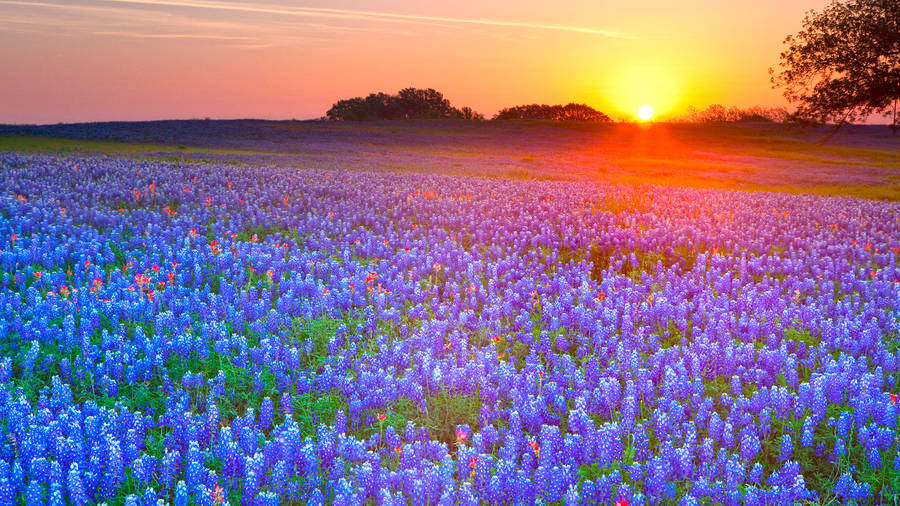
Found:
<box><xmin>637</xmin><ymin>105</ymin><xmax>654</xmax><ymax>121</ymax></box>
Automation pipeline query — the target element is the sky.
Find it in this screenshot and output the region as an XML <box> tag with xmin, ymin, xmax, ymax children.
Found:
<box><xmin>0</xmin><ymin>0</ymin><xmax>833</xmax><ymax>123</ymax></box>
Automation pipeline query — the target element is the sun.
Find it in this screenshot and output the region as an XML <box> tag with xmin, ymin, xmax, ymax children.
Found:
<box><xmin>637</xmin><ymin>105</ymin><xmax>654</xmax><ymax>121</ymax></box>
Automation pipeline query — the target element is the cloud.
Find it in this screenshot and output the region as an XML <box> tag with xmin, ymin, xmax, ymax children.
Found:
<box><xmin>95</xmin><ymin>0</ymin><xmax>634</xmax><ymax>38</ymax></box>
<box><xmin>0</xmin><ymin>0</ymin><xmax>427</xmax><ymax>46</ymax></box>
<box><xmin>89</xmin><ymin>30</ymin><xmax>254</xmax><ymax>40</ymax></box>
<box><xmin>0</xmin><ymin>0</ymin><xmax>633</xmax><ymax>51</ymax></box>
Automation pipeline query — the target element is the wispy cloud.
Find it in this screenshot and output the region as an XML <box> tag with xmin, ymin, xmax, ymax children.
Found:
<box><xmin>0</xmin><ymin>0</ymin><xmax>334</xmax><ymax>46</ymax></box>
<box><xmin>0</xmin><ymin>0</ymin><xmax>633</xmax><ymax>51</ymax></box>
<box><xmin>90</xmin><ymin>30</ymin><xmax>254</xmax><ymax>40</ymax></box>
<box><xmin>98</xmin><ymin>0</ymin><xmax>634</xmax><ymax>39</ymax></box>
<box><xmin>0</xmin><ymin>0</ymin><xmax>430</xmax><ymax>47</ymax></box>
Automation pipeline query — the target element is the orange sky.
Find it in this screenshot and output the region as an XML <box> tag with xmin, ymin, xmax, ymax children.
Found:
<box><xmin>0</xmin><ymin>0</ymin><xmax>831</xmax><ymax>123</ymax></box>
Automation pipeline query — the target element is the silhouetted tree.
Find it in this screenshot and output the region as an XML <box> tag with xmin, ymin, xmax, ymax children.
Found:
<box><xmin>362</xmin><ymin>92</ymin><xmax>397</xmax><ymax>120</ymax></box>
<box><xmin>326</xmin><ymin>97</ymin><xmax>370</xmax><ymax>121</ymax></box>
<box><xmin>451</xmin><ymin>106</ymin><xmax>485</xmax><ymax>121</ymax></box>
<box><xmin>326</xmin><ymin>88</ymin><xmax>480</xmax><ymax>121</ymax></box>
<box><xmin>737</xmin><ymin>106</ymin><xmax>790</xmax><ymax>123</ymax></box>
<box><xmin>395</xmin><ymin>88</ymin><xmax>453</xmax><ymax>119</ymax></box>
<box><xmin>681</xmin><ymin>105</ymin><xmax>789</xmax><ymax>123</ymax></box>
<box><xmin>771</xmin><ymin>0</ymin><xmax>900</xmax><ymax>128</ymax></box>
<box><xmin>493</xmin><ymin>103</ymin><xmax>611</xmax><ymax>122</ymax></box>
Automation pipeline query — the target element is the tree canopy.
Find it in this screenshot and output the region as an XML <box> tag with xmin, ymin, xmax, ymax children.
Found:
<box><xmin>679</xmin><ymin>105</ymin><xmax>789</xmax><ymax>123</ymax></box>
<box><xmin>325</xmin><ymin>88</ymin><xmax>483</xmax><ymax>121</ymax></box>
<box><xmin>771</xmin><ymin>0</ymin><xmax>900</xmax><ymax>127</ymax></box>
<box><xmin>493</xmin><ymin>103</ymin><xmax>612</xmax><ymax>122</ymax></box>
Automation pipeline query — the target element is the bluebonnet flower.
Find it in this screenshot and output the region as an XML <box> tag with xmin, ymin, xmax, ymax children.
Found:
<box><xmin>0</xmin><ymin>477</ymin><xmax>13</xmax><ymax>506</ymax></box>
<box><xmin>174</xmin><ymin>480</ymin><xmax>189</xmax><ymax>506</ymax></box>
<box><xmin>778</xmin><ymin>434</ymin><xmax>793</xmax><ymax>462</ymax></box>
<box><xmin>259</xmin><ymin>397</ymin><xmax>274</xmax><ymax>430</ymax></box>
<box><xmin>48</xmin><ymin>483</ymin><xmax>65</xmax><ymax>506</ymax></box>
<box><xmin>101</xmin><ymin>435</ymin><xmax>124</xmax><ymax>499</ymax></box>
<box><xmin>257</xmin><ymin>490</ymin><xmax>279</xmax><ymax>506</ymax></box>
<box><xmin>66</xmin><ymin>463</ymin><xmax>88</xmax><ymax>506</ymax></box>
<box><xmin>185</xmin><ymin>442</ymin><xmax>204</xmax><ymax>491</ymax></box>
<box><xmin>800</xmin><ymin>417</ymin><xmax>815</xmax><ymax>447</ymax></box>
<box><xmin>1</xmin><ymin>153</ymin><xmax>899</xmax><ymax>503</ymax></box>
<box><xmin>739</xmin><ymin>429</ymin><xmax>761</xmax><ymax>461</ymax></box>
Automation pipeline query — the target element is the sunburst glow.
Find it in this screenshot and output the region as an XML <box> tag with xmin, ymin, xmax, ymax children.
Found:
<box><xmin>594</xmin><ymin>62</ymin><xmax>686</xmax><ymax>121</ymax></box>
<box><xmin>637</xmin><ymin>105</ymin><xmax>654</xmax><ymax>121</ymax></box>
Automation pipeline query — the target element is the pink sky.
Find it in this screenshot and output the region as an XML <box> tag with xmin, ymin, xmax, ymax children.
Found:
<box><xmin>0</xmin><ymin>0</ymin><xmax>833</xmax><ymax>123</ymax></box>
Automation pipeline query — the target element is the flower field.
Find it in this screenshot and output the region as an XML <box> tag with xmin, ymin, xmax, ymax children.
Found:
<box><xmin>0</xmin><ymin>151</ymin><xmax>898</xmax><ymax>505</ymax></box>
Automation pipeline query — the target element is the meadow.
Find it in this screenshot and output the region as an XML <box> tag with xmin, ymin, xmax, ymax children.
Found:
<box><xmin>0</xmin><ymin>121</ymin><xmax>898</xmax><ymax>504</ymax></box>
<box><xmin>2</xmin><ymin>120</ymin><xmax>899</xmax><ymax>199</ymax></box>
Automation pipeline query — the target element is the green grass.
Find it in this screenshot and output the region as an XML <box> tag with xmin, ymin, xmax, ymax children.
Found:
<box><xmin>0</xmin><ymin>135</ymin><xmax>268</xmax><ymax>157</ymax></box>
<box><xmin>659</xmin><ymin>318</ymin><xmax>689</xmax><ymax>348</ymax></box>
<box><xmin>368</xmin><ymin>393</ymin><xmax>482</xmax><ymax>446</ymax></box>
<box><xmin>287</xmin><ymin>317</ymin><xmax>355</xmax><ymax>367</ymax></box>
<box><xmin>783</xmin><ymin>327</ymin><xmax>821</xmax><ymax>348</ymax></box>
<box><xmin>759</xmin><ymin>407</ymin><xmax>900</xmax><ymax>504</ymax></box>
<box><xmin>586</xmin><ymin>244</ymin><xmax>703</xmax><ymax>283</ymax></box>
<box><xmin>237</xmin><ymin>223</ymin><xmax>301</xmax><ymax>243</ymax></box>
<box><xmin>293</xmin><ymin>390</ymin><xmax>348</xmax><ymax>435</ymax></box>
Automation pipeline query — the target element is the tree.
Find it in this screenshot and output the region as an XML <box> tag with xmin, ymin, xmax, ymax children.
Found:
<box><xmin>493</xmin><ymin>103</ymin><xmax>611</xmax><ymax>122</ymax></box>
<box><xmin>326</xmin><ymin>97</ymin><xmax>369</xmax><ymax>121</ymax></box>
<box><xmin>680</xmin><ymin>105</ymin><xmax>789</xmax><ymax>123</ymax></box>
<box><xmin>395</xmin><ymin>88</ymin><xmax>453</xmax><ymax>119</ymax></box>
<box><xmin>771</xmin><ymin>0</ymin><xmax>900</xmax><ymax>128</ymax></box>
<box><xmin>559</xmin><ymin>103</ymin><xmax>612</xmax><ymax>121</ymax></box>
<box><xmin>451</xmin><ymin>106</ymin><xmax>485</xmax><ymax>121</ymax></box>
<box><xmin>325</xmin><ymin>87</ymin><xmax>479</xmax><ymax>121</ymax></box>
<box><xmin>362</xmin><ymin>92</ymin><xmax>397</xmax><ymax>119</ymax></box>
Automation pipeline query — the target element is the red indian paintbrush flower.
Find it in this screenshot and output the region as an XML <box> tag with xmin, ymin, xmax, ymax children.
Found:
<box><xmin>211</xmin><ymin>484</ymin><xmax>224</xmax><ymax>506</ymax></box>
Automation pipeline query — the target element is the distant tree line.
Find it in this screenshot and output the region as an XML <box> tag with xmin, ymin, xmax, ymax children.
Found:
<box><xmin>678</xmin><ymin>104</ymin><xmax>790</xmax><ymax>123</ymax></box>
<box><xmin>493</xmin><ymin>103</ymin><xmax>611</xmax><ymax>122</ymax></box>
<box><xmin>325</xmin><ymin>88</ymin><xmax>484</xmax><ymax>121</ymax></box>
<box><xmin>325</xmin><ymin>88</ymin><xmax>797</xmax><ymax>125</ymax></box>
<box><xmin>325</xmin><ymin>89</ymin><xmax>616</xmax><ymax>123</ymax></box>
